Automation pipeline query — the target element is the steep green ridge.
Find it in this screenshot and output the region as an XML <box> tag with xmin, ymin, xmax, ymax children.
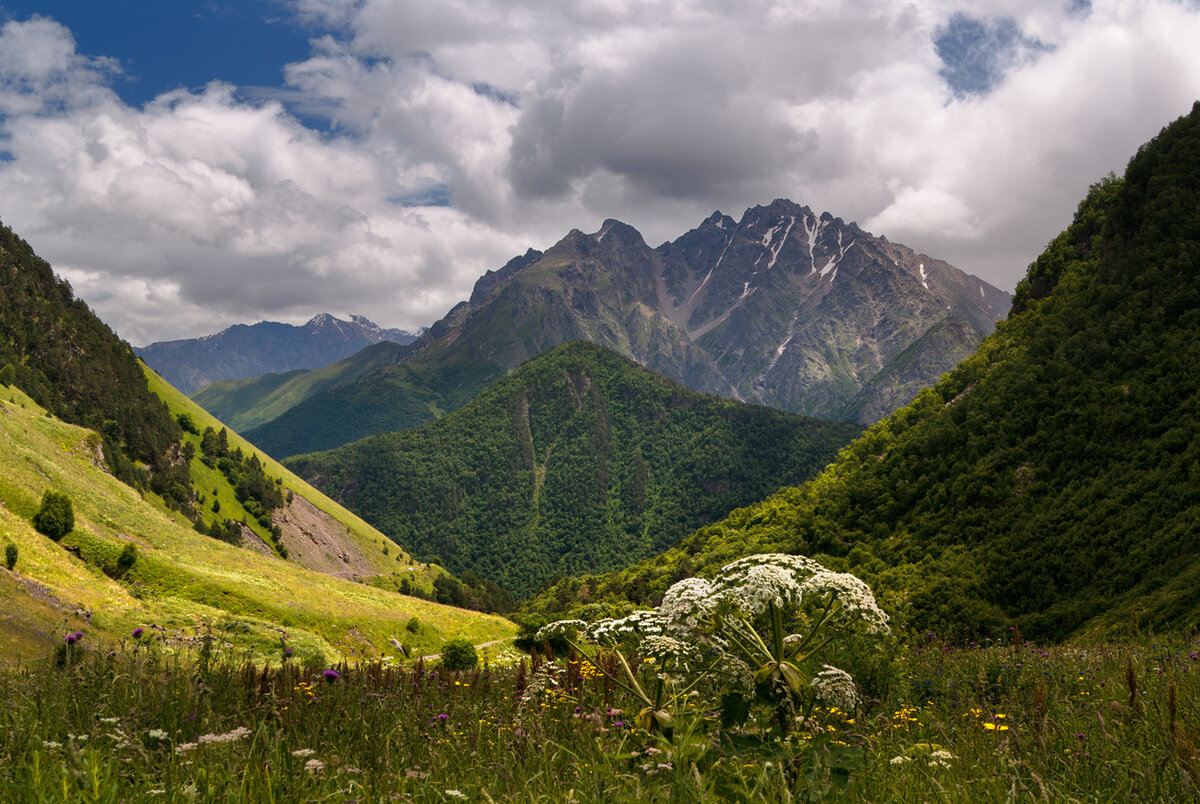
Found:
<box><xmin>285</xmin><ymin>342</ymin><xmax>861</xmax><ymax>598</ymax></box>
<box><xmin>242</xmin><ymin>353</ymin><xmax>500</xmax><ymax>458</ymax></box>
<box><xmin>0</xmin><ymin>383</ymin><xmax>514</xmax><ymax>664</ymax></box>
<box><xmin>192</xmin><ymin>340</ymin><xmax>410</xmax><ymax>433</ymax></box>
<box><xmin>525</xmin><ymin>103</ymin><xmax>1200</xmax><ymax>641</ymax></box>
<box><xmin>144</xmin><ymin>365</ymin><xmax>441</xmax><ymax>589</ymax></box>
<box><xmin>0</xmin><ymin>221</ymin><xmax>187</xmax><ymax>500</ymax></box>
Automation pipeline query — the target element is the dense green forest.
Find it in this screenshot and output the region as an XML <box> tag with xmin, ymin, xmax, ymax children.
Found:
<box><xmin>242</xmin><ymin>354</ymin><xmax>500</xmax><ymax>458</ymax></box>
<box><xmin>0</xmin><ymin>222</ymin><xmax>190</xmax><ymax>505</ymax></box>
<box><xmin>286</xmin><ymin>342</ymin><xmax>861</xmax><ymax>598</ymax></box>
<box><xmin>525</xmin><ymin>103</ymin><xmax>1200</xmax><ymax>641</ymax></box>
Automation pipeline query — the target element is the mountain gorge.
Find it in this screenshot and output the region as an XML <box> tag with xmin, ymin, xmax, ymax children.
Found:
<box><xmin>224</xmin><ymin>200</ymin><xmax>1008</xmax><ymax>459</ymax></box>
<box><xmin>136</xmin><ymin>313</ymin><xmax>420</xmax><ymax>394</ymax></box>
<box><xmin>285</xmin><ymin>342</ymin><xmax>862</xmax><ymax>598</ymax></box>
<box><xmin>526</xmin><ymin>103</ymin><xmax>1200</xmax><ymax>641</ymax></box>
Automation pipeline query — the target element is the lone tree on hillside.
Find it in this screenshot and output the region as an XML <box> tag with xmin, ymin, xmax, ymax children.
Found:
<box><xmin>32</xmin><ymin>490</ymin><xmax>74</xmax><ymax>541</ymax></box>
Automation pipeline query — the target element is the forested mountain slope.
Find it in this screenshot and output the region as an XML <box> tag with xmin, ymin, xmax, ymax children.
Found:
<box><xmin>0</xmin><ymin>221</ymin><xmax>189</xmax><ymax>504</ymax></box>
<box><xmin>286</xmin><ymin>342</ymin><xmax>862</xmax><ymax>598</ymax></box>
<box><xmin>525</xmin><ymin>102</ymin><xmax>1200</xmax><ymax>641</ymax></box>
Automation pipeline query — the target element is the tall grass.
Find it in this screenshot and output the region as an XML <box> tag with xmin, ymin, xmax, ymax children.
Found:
<box><xmin>1</xmin><ymin>631</ymin><xmax>1196</xmax><ymax>801</ymax></box>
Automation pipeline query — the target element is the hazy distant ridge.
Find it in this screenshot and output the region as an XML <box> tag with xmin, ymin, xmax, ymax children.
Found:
<box><xmin>135</xmin><ymin>313</ymin><xmax>421</xmax><ymax>394</ymax></box>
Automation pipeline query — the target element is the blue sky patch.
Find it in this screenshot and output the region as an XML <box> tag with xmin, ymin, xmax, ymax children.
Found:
<box><xmin>389</xmin><ymin>184</ymin><xmax>454</xmax><ymax>208</ymax></box>
<box><xmin>0</xmin><ymin>0</ymin><xmax>313</xmax><ymax>108</ymax></box>
<box><xmin>934</xmin><ymin>13</ymin><xmax>1052</xmax><ymax>98</ymax></box>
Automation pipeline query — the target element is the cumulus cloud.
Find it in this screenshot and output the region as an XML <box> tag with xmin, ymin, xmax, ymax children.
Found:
<box><xmin>2</xmin><ymin>1</ymin><xmax>1200</xmax><ymax>343</ymax></box>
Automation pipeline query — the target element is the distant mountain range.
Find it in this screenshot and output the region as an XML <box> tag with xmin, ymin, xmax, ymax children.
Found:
<box><xmin>204</xmin><ymin>199</ymin><xmax>1009</xmax><ymax>459</ymax></box>
<box><xmin>135</xmin><ymin>313</ymin><xmax>422</xmax><ymax>394</ymax></box>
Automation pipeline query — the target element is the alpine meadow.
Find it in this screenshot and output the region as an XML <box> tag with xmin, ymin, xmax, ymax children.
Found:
<box><xmin>2</xmin><ymin>17</ymin><xmax>1200</xmax><ymax>800</ymax></box>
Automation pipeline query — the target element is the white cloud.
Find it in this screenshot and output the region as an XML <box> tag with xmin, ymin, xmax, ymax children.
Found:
<box><xmin>2</xmin><ymin>1</ymin><xmax>1200</xmax><ymax>344</ymax></box>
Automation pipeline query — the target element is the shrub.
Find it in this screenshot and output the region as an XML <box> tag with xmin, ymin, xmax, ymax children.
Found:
<box><xmin>441</xmin><ymin>638</ymin><xmax>477</xmax><ymax>671</ymax></box>
<box><xmin>32</xmin><ymin>491</ymin><xmax>74</xmax><ymax>541</ymax></box>
<box><xmin>301</xmin><ymin>649</ymin><xmax>328</xmax><ymax>672</ymax></box>
<box><xmin>405</xmin><ymin>616</ymin><xmax>421</xmax><ymax>634</ymax></box>
<box><xmin>116</xmin><ymin>542</ymin><xmax>137</xmax><ymax>574</ymax></box>
<box><xmin>4</xmin><ymin>543</ymin><xmax>16</xmax><ymax>570</ymax></box>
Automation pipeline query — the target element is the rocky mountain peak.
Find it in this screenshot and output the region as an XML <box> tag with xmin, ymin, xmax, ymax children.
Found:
<box><xmin>400</xmin><ymin>198</ymin><xmax>1011</xmax><ymax>425</ymax></box>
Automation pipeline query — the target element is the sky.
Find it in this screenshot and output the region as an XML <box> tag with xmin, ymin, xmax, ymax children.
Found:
<box><xmin>1</xmin><ymin>1</ymin><xmax>1199</xmax><ymax>345</ymax></box>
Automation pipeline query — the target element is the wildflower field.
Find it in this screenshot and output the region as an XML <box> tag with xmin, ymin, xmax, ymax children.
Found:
<box><xmin>2</xmin><ymin>628</ymin><xmax>1198</xmax><ymax>800</ymax></box>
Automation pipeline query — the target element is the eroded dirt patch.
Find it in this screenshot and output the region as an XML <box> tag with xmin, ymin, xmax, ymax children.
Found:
<box><xmin>274</xmin><ymin>495</ymin><xmax>379</xmax><ymax>580</ymax></box>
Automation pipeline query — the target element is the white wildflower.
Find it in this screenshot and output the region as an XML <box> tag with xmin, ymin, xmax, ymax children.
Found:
<box><xmin>724</xmin><ymin>563</ymin><xmax>804</xmax><ymax>614</ymax></box>
<box><xmin>291</xmin><ymin>748</ymin><xmax>316</xmax><ymax>757</ymax></box>
<box><xmin>800</xmin><ymin>571</ymin><xmax>890</xmax><ymax>635</ymax></box>
<box><xmin>586</xmin><ymin>610</ymin><xmax>666</xmax><ymax>644</ymax></box>
<box><xmin>639</xmin><ymin>635</ymin><xmax>696</xmax><ymax>666</ymax></box>
<box><xmin>445</xmin><ymin>790</ymin><xmax>467</xmax><ymax>799</ymax></box>
<box><xmin>304</xmin><ymin>758</ymin><xmax>325</xmax><ymax>773</ymax></box>
<box><xmin>811</xmin><ymin>665</ymin><xmax>859</xmax><ymax>711</ymax></box>
<box><xmin>197</xmin><ymin>726</ymin><xmax>251</xmax><ymax>745</ymax></box>
<box><xmin>534</xmin><ymin>619</ymin><xmax>587</xmax><ymax>642</ymax></box>
<box><xmin>147</xmin><ymin>729</ymin><xmax>169</xmax><ymax>742</ymax></box>
<box><xmin>520</xmin><ymin>661</ymin><xmax>562</xmax><ymax>702</ymax></box>
<box><xmin>889</xmin><ymin>755</ymin><xmax>909</xmax><ymax>765</ymax></box>
<box><xmin>719</xmin><ymin>553</ymin><xmax>823</xmax><ymax>583</ymax></box>
<box><xmin>713</xmin><ymin>654</ymin><xmax>755</xmax><ymax>698</ymax></box>
<box><xmin>42</xmin><ymin>741</ymin><xmax>62</xmax><ymax>750</ymax></box>
<box><xmin>660</xmin><ymin>577</ymin><xmax>721</xmax><ymax>633</ymax></box>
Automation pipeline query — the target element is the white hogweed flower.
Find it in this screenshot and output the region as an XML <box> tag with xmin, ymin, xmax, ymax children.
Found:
<box><xmin>811</xmin><ymin>664</ymin><xmax>859</xmax><ymax>711</ymax></box>
<box><xmin>586</xmin><ymin>610</ymin><xmax>667</xmax><ymax>645</ymax></box>
<box><xmin>659</xmin><ymin>577</ymin><xmax>721</xmax><ymax>633</ymax></box>
<box><xmin>800</xmin><ymin>571</ymin><xmax>891</xmax><ymax>635</ymax></box>
<box><xmin>534</xmin><ymin>619</ymin><xmax>587</xmax><ymax>642</ymax></box>
<box><xmin>723</xmin><ymin>563</ymin><xmax>804</xmax><ymax>614</ymax></box>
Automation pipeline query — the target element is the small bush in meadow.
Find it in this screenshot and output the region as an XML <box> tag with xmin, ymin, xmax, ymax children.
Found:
<box><xmin>441</xmin><ymin>638</ymin><xmax>477</xmax><ymax>671</ymax></box>
<box><xmin>31</xmin><ymin>490</ymin><xmax>73</xmax><ymax>541</ymax></box>
<box><xmin>4</xmin><ymin>543</ymin><xmax>16</xmax><ymax>570</ymax></box>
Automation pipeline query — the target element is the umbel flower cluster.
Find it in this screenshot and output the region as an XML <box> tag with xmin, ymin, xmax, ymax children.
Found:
<box><xmin>536</xmin><ymin>553</ymin><xmax>889</xmax><ymax>735</ymax></box>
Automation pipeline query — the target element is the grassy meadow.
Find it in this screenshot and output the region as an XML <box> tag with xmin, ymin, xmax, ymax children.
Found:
<box><xmin>0</xmin><ymin>383</ymin><xmax>515</xmax><ymax>665</ymax></box>
<box><xmin>1</xmin><ymin>628</ymin><xmax>1195</xmax><ymax>801</ymax></box>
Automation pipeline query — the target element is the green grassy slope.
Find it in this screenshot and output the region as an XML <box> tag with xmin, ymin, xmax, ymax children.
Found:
<box><xmin>0</xmin><ymin>383</ymin><xmax>515</xmax><ymax>665</ymax></box>
<box><xmin>145</xmin><ymin>365</ymin><xmax>432</xmax><ymax>581</ymax></box>
<box><xmin>524</xmin><ymin>103</ymin><xmax>1200</xmax><ymax>641</ymax></box>
<box><xmin>286</xmin><ymin>342</ymin><xmax>861</xmax><ymax>598</ymax></box>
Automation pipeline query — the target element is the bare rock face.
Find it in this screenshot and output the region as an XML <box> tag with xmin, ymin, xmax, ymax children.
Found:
<box><xmin>272</xmin><ymin>494</ymin><xmax>380</xmax><ymax>579</ymax></box>
<box><xmin>401</xmin><ymin>199</ymin><xmax>1010</xmax><ymax>424</ymax></box>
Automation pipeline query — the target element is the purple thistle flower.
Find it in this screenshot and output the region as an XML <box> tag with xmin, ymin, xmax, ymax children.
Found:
<box><xmin>131</xmin><ymin>627</ymin><xmax>144</xmax><ymax>639</ymax></box>
<box><xmin>74</xmin><ymin>631</ymin><xmax>84</xmax><ymax>640</ymax></box>
<box><xmin>64</xmin><ymin>633</ymin><xmax>77</xmax><ymax>645</ymax></box>
<box><xmin>323</xmin><ymin>669</ymin><xmax>340</xmax><ymax>683</ymax></box>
